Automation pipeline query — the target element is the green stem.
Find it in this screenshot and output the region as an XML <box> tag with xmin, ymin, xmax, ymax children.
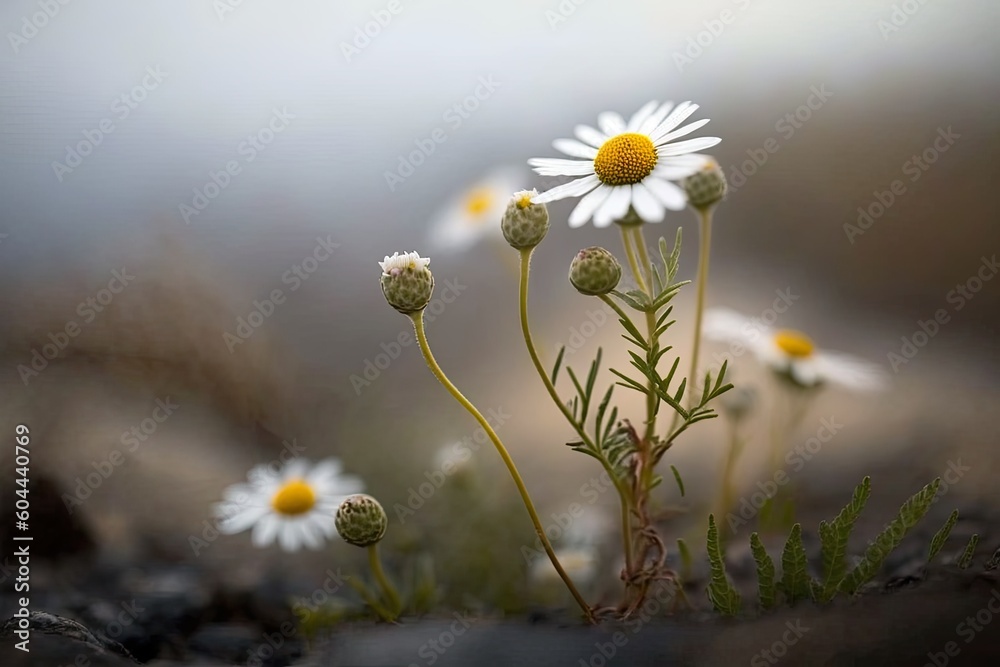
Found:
<box><xmin>625</xmin><ymin>226</ymin><xmax>659</xmax><ymax>478</ymax></box>
<box><xmin>368</xmin><ymin>544</ymin><xmax>401</xmax><ymax>617</ymax></box>
<box><xmin>347</xmin><ymin>576</ymin><xmax>395</xmax><ymax>623</ymax></box>
<box><xmin>686</xmin><ymin>206</ymin><xmax>713</xmax><ymax>410</ymax></box>
<box><xmin>409</xmin><ymin>311</ymin><xmax>596</xmax><ymax>623</ymax></box>
<box><xmin>631</xmin><ymin>225</ymin><xmax>655</xmax><ymax>293</ymax></box>
<box><xmin>619</xmin><ymin>226</ymin><xmax>648</xmax><ymax>295</ymax></box>
<box><xmin>519</xmin><ymin>250</ymin><xmax>634</xmax><ymax>584</ymax></box>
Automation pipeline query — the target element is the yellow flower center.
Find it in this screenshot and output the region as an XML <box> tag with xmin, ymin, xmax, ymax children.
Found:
<box><xmin>271</xmin><ymin>479</ymin><xmax>316</xmax><ymax>516</ymax></box>
<box><xmin>516</xmin><ymin>193</ymin><xmax>533</xmax><ymax>209</ymax></box>
<box><xmin>774</xmin><ymin>330</ymin><xmax>815</xmax><ymax>358</ymax></box>
<box><xmin>593</xmin><ymin>133</ymin><xmax>658</xmax><ymax>186</ymax></box>
<box><xmin>463</xmin><ymin>188</ymin><xmax>493</xmax><ymax>222</ymax></box>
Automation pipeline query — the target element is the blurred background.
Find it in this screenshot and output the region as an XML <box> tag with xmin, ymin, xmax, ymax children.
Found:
<box><xmin>0</xmin><ymin>0</ymin><xmax>998</xmax><ymax>618</ymax></box>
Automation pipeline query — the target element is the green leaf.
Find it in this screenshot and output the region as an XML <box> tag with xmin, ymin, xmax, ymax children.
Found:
<box><xmin>706</xmin><ymin>514</ymin><xmax>741</xmax><ymax>616</ymax></box>
<box><xmin>816</xmin><ymin>476</ymin><xmax>871</xmax><ymax>602</ymax></box>
<box><xmin>670</xmin><ymin>465</ymin><xmax>685</xmax><ymax>497</ymax></box>
<box><xmin>610</xmin><ymin>289</ymin><xmax>646</xmax><ymax>312</ymax></box>
<box><xmin>551</xmin><ymin>346</ymin><xmax>566</xmax><ymax>385</ymax></box>
<box><xmin>677</xmin><ymin>538</ymin><xmax>693</xmax><ymax>580</ymax></box>
<box><xmin>958</xmin><ymin>534</ymin><xmax>979</xmax><ymax>569</ymax></box>
<box><xmin>778</xmin><ymin>523</ymin><xmax>812</xmax><ymax>604</ymax></box>
<box><xmin>985</xmin><ymin>547</ymin><xmax>1000</xmax><ymax>571</ymax></box>
<box><xmin>927</xmin><ymin>509</ymin><xmax>959</xmax><ymax>564</ymax></box>
<box><xmin>594</xmin><ymin>384</ymin><xmax>615</xmax><ymax>446</ymax></box>
<box><xmin>750</xmin><ymin>532</ymin><xmax>777</xmax><ymax>611</ymax></box>
<box><xmin>840</xmin><ymin>478</ymin><xmax>941</xmax><ymax>595</ymax></box>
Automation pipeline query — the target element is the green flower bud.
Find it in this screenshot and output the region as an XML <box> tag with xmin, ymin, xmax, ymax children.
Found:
<box><xmin>379</xmin><ymin>251</ymin><xmax>434</xmax><ymax>314</ymax></box>
<box><xmin>335</xmin><ymin>494</ymin><xmax>388</xmax><ymax>547</ymax></box>
<box><xmin>569</xmin><ymin>247</ymin><xmax>622</xmax><ymax>296</ymax></box>
<box><xmin>682</xmin><ymin>157</ymin><xmax>727</xmax><ymax>210</ymax></box>
<box><xmin>501</xmin><ymin>190</ymin><xmax>549</xmax><ymax>249</ymax></box>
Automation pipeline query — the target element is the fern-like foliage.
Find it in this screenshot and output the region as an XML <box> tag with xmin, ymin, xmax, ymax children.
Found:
<box><xmin>927</xmin><ymin>509</ymin><xmax>959</xmax><ymax>564</ymax></box>
<box><xmin>750</xmin><ymin>532</ymin><xmax>777</xmax><ymax>611</ymax></box>
<box><xmin>778</xmin><ymin>524</ymin><xmax>812</xmax><ymax>604</ymax></box>
<box><xmin>839</xmin><ymin>477</ymin><xmax>941</xmax><ymax>595</ymax></box>
<box><xmin>706</xmin><ymin>514</ymin><xmax>741</xmax><ymax>616</ymax></box>
<box><xmin>814</xmin><ymin>476</ymin><xmax>871</xmax><ymax>602</ymax></box>
<box><xmin>958</xmin><ymin>534</ymin><xmax>979</xmax><ymax>569</ymax></box>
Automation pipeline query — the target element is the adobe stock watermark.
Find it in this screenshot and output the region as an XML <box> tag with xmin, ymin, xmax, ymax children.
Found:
<box><xmin>923</xmin><ymin>588</ymin><xmax>1000</xmax><ymax>667</ymax></box>
<box><xmin>179</xmin><ymin>107</ymin><xmax>295</xmax><ymax>224</ymax></box>
<box><xmin>61</xmin><ymin>397</ymin><xmax>180</xmax><ymax>514</ymax></box>
<box><xmin>51</xmin><ymin>66</ymin><xmax>167</xmax><ymax>182</ymax></box>
<box><xmin>223</xmin><ymin>236</ymin><xmax>340</xmax><ymax>352</ymax></box>
<box><xmin>725</xmin><ymin>84</ymin><xmax>833</xmax><ymax>195</ymax></box>
<box><xmin>213</xmin><ymin>0</ymin><xmax>247</xmax><ymax>22</ymax></box>
<box><xmin>750</xmin><ymin>619</ymin><xmax>811</xmax><ymax>666</ymax></box>
<box><xmin>726</xmin><ymin>416</ymin><xmax>844</xmax><ymax>533</ymax></box>
<box><xmin>188</xmin><ymin>438</ymin><xmax>308</xmax><ymax>556</ymax></box>
<box><xmin>383</xmin><ymin>76</ymin><xmax>501</xmax><ymax>192</ymax></box>
<box><xmin>844</xmin><ymin>126</ymin><xmax>960</xmax><ymax>244</ymax></box>
<box><xmin>544</xmin><ymin>0</ymin><xmax>591</xmax><ymax>31</ymax></box>
<box><xmin>7</xmin><ymin>0</ymin><xmax>73</xmax><ymax>54</ymax></box>
<box><xmin>877</xmin><ymin>0</ymin><xmax>933</xmax><ymax>40</ymax></box>
<box><xmin>349</xmin><ymin>277</ymin><xmax>468</xmax><ymax>395</ymax></box>
<box><xmin>887</xmin><ymin>254</ymin><xmax>997</xmax><ymax>372</ymax></box>
<box><xmin>340</xmin><ymin>0</ymin><xmax>406</xmax><ymax>62</ymax></box>
<box><xmin>576</xmin><ymin>583</ymin><xmax>681</xmax><ymax>666</ymax></box>
<box><xmin>408</xmin><ymin>612</ymin><xmax>474</xmax><ymax>667</ymax></box>
<box><xmin>16</xmin><ymin>268</ymin><xmax>134</xmax><ymax>386</ymax></box>
<box><xmin>672</xmin><ymin>0</ymin><xmax>757</xmax><ymax>73</ymax></box>
<box><xmin>393</xmin><ymin>406</ymin><xmax>511</xmax><ymax>524</ymax></box>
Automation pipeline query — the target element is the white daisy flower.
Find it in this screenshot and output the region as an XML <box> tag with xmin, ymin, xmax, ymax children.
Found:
<box><xmin>379</xmin><ymin>251</ymin><xmax>429</xmax><ymax>276</ymax></box>
<box><xmin>703</xmin><ymin>308</ymin><xmax>887</xmax><ymax>391</ymax></box>
<box><xmin>529</xmin><ymin>100</ymin><xmax>721</xmax><ymax>228</ymax></box>
<box><xmin>214</xmin><ymin>457</ymin><xmax>364</xmax><ymax>552</ymax></box>
<box><xmin>427</xmin><ymin>167</ymin><xmax>526</xmax><ymax>252</ymax></box>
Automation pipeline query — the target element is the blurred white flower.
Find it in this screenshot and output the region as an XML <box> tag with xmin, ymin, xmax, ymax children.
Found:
<box><xmin>214</xmin><ymin>458</ymin><xmax>363</xmax><ymax>552</ymax></box>
<box><xmin>427</xmin><ymin>167</ymin><xmax>526</xmax><ymax>252</ymax></box>
<box><xmin>529</xmin><ymin>100</ymin><xmax>720</xmax><ymax>227</ymax></box>
<box><xmin>530</xmin><ymin>548</ymin><xmax>598</xmax><ymax>586</ymax></box>
<box><xmin>703</xmin><ymin>308</ymin><xmax>887</xmax><ymax>391</ymax></box>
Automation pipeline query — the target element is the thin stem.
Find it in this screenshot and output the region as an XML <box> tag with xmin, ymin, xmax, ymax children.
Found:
<box><xmin>410</xmin><ymin>311</ymin><xmax>596</xmax><ymax>623</ymax></box>
<box><xmin>619</xmin><ymin>226</ymin><xmax>648</xmax><ymax>295</ymax></box>
<box><xmin>519</xmin><ymin>250</ymin><xmax>634</xmax><ymax>583</ymax></box>
<box><xmin>686</xmin><ymin>206</ymin><xmax>713</xmax><ymax>410</ymax></box>
<box><xmin>347</xmin><ymin>576</ymin><xmax>395</xmax><ymax>623</ymax></box>
<box><xmin>626</xmin><ymin>226</ymin><xmax>659</xmax><ymax>468</ymax></box>
<box><xmin>631</xmin><ymin>225</ymin><xmax>655</xmax><ymax>293</ymax></box>
<box><xmin>368</xmin><ymin>544</ymin><xmax>401</xmax><ymax>617</ymax></box>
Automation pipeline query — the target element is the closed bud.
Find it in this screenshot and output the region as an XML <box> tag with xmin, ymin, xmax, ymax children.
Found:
<box><xmin>569</xmin><ymin>247</ymin><xmax>622</xmax><ymax>296</ymax></box>
<box><xmin>335</xmin><ymin>494</ymin><xmax>388</xmax><ymax>547</ymax></box>
<box><xmin>682</xmin><ymin>157</ymin><xmax>727</xmax><ymax>210</ymax></box>
<box><xmin>379</xmin><ymin>251</ymin><xmax>434</xmax><ymax>314</ymax></box>
<box><xmin>502</xmin><ymin>190</ymin><xmax>549</xmax><ymax>249</ymax></box>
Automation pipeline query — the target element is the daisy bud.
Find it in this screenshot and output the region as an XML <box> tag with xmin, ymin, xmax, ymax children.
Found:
<box><xmin>501</xmin><ymin>190</ymin><xmax>549</xmax><ymax>249</ymax></box>
<box><xmin>379</xmin><ymin>251</ymin><xmax>434</xmax><ymax>314</ymax></box>
<box><xmin>569</xmin><ymin>247</ymin><xmax>622</xmax><ymax>296</ymax></box>
<box><xmin>335</xmin><ymin>494</ymin><xmax>388</xmax><ymax>547</ymax></box>
<box><xmin>682</xmin><ymin>157</ymin><xmax>727</xmax><ymax>210</ymax></box>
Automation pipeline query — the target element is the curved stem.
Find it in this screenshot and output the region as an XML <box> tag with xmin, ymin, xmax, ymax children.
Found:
<box><xmin>409</xmin><ymin>311</ymin><xmax>595</xmax><ymax>623</ymax></box>
<box><xmin>368</xmin><ymin>544</ymin><xmax>401</xmax><ymax>617</ymax></box>
<box><xmin>519</xmin><ymin>250</ymin><xmax>634</xmax><ymax>585</ymax></box>
<box><xmin>686</xmin><ymin>207</ymin><xmax>713</xmax><ymax>409</ymax></box>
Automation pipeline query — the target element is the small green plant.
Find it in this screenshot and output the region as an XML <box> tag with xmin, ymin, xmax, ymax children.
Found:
<box><xmin>708</xmin><ymin>476</ymin><xmax>963</xmax><ymax>614</ymax></box>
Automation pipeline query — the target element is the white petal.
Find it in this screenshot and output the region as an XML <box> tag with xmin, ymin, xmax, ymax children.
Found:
<box><xmin>528</xmin><ymin>157</ymin><xmax>596</xmax><ymax>177</ymax></box>
<box><xmin>574</xmin><ymin>124</ymin><xmax>608</xmax><ymax>148</ymax></box>
<box><xmin>643</xmin><ymin>177</ymin><xmax>687</xmax><ymax>211</ymax></box>
<box><xmin>568</xmin><ymin>184</ymin><xmax>612</xmax><ymax>228</ymax></box>
<box><xmin>553</xmin><ymin>138</ymin><xmax>598</xmax><ymax>159</ymax></box>
<box><xmin>282</xmin><ymin>458</ymin><xmax>310</xmax><ymax>481</ymax></box>
<box><xmin>218</xmin><ymin>505</ymin><xmax>268</xmax><ymax>534</ymax></box>
<box><xmin>532</xmin><ymin>175</ymin><xmax>600</xmax><ymax>203</ymax></box>
<box><xmin>595</xmin><ymin>185</ymin><xmax>632</xmax><ymax>226</ymax></box>
<box><xmin>639</xmin><ymin>101</ymin><xmax>674</xmax><ymax>135</ymax></box>
<box><xmin>307</xmin><ymin>458</ymin><xmax>344</xmax><ymax>486</ymax></box>
<box><xmin>330</xmin><ymin>474</ymin><xmax>365</xmax><ymax>496</ymax></box>
<box><xmin>653</xmin><ymin>118</ymin><xmax>712</xmax><ymax>147</ymax></box>
<box><xmin>251</xmin><ymin>514</ymin><xmax>281</xmax><ymax>547</ymax></box>
<box><xmin>279</xmin><ymin>522</ymin><xmax>301</xmax><ymax>552</ymax></box>
<box><xmin>652</xmin><ymin>164</ymin><xmax>701</xmax><ymax>180</ymax></box>
<box><xmin>649</xmin><ymin>102</ymin><xmax>698</xmax><ymax>142</ymax></box>
<box><xmin>627</xmin><ymin>100</ymin><xmax>658</xmax><ymax>132</ymax></box>
<box><xmin>813</xmin><ymin>352</ymin><xmax>888</xmax><ymax>392</ymax></box>
<box><xmin>630</xmin><ymin>182</ymin><xmax>665</xmax><ymax>222</ymax></box>
<box><xmin>299</xmin><ymin>519</ymin><xmax>325</xmax><ymax>550</ymax></box>
<box><xmin>658</xmin><ymin>137</ymin><xmax>722</xmax><ymax>157</ymax></box>
<box><xmin>790</xmin><ymin>360</ymin><xmax>821</xmax><ymax>387</ymax></box>
<box><xmin>702</xmin><ymin>308</ymin><xmax>774</xmax><ymax>345</ymax></box>
<box><xmin>597</xmin><ymin>111</ymin><xmax>626</xmax><ymax>136</ymax></box>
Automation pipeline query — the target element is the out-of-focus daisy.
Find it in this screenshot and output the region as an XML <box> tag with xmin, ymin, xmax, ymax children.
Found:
<box><xmin>529</xmin><ymin>101</ymin><xmax>720</xmax><ymax>228</ymax></box>
<box><xmin>530</xmin><ymin>547</ymin><xmax>598</xmax><ymax>586</ymax></box>
<box><xmin>214</xmin><ymin>458</ymin><xmax>364</xmax><ymax>552</ymax></box>
<box><xmin>427</xmin><ymin>167</ymin><xmax>526</xmax><ymax>252</ymax></box>
<box><xmin>703</xmin><ymin>308</ymin><xmax>887</xmax><ymax>391</ymax></box>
